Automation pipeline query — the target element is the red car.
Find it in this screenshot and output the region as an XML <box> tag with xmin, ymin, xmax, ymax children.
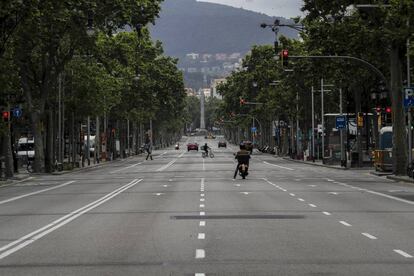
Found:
<box><xmin>187</xmin><ymin>143</ymin><xmax>199</xmax><ymax>151</ymax></box>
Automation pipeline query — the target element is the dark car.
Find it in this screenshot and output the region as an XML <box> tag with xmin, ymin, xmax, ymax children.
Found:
<box><xmin>187</xmin><ymin>143</ymin><xmax>199</xmax><ymax>151</ymax></box>
<box><xmin>218</xmin><ymin>141</ymin><xmax>227</xmax><ymax>148</ymax></box>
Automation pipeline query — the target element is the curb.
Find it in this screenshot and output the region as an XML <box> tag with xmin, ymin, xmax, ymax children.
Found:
<box><xmin>386</xmin><ymin>175</ymin><xmax>414</xmax><ymax>184</ymax></box>
<box><xmin>282</xmin><ymin>157</ymin><xmax>348</xmax><ymax>170</ymax></box>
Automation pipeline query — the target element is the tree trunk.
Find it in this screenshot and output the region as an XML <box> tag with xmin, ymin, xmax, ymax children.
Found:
<box><xmin>2</xmin><ymin>126</ymin><xmax>14</xmax><ymax>178</ymax></box>
<box><xmin>390</xmin><ymin>44</ymin><xmax>407</xmax><ymax>175</ymax></box>
<box><xmin>45</xmin><ymin>108</ymin><xmax>54</xmax><ymax>173</ymax></box>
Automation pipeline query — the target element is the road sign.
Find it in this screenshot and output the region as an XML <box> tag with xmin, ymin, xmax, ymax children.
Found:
<box><xmin>336</xmin><ymin>116</ymin><xmax>346</xmax><ymax>129</ymax></box>
<box><xmin>12</xmin><ymin>107</ymin><xmax>22</xmax><ymax>118</ymax></box>
<box><xmin>251</xmin><ymin>127</ymin><xmax>257</xmax><ymax>132</ymax></box>
<box><xmin>404</xmin><ymin>87</ymin><xmax>414</xmax><ymax>108</ymax></box>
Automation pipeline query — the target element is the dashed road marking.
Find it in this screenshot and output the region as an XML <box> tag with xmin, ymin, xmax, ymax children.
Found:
<box><xmin>263</xmin><ymin>161</ymin><xmax>294</xmax><ymax>171</ymax></box>
<box><xmin>198</xmin><ymin>233</ymin><xmax>205</xmax><ymax>240</ymax></box>
<box><xmin>309</xmin><ymin>204</ymin><xmax>317</xmax><ymax>208</ymax></box>
<box><xmin>154</xmin><ymin>193</ymin><xmax>164</xmax><ymax>196</ymax></box>
<box><xmin>200</xmin><ymin>212</ymin><xmax>205</xmax><ymax>216</ymax></box>
<box><xmin>199</xmin><ymin>221</ymin><xmax>206</xmax><ymax>227</ymax></box>
<box><xmin>200</xmin><ymin>198</ymin><xmax>205</xmax><ymax>202</ymax></box>
<box><xmin>362</xmin><ymin>233</ymin><xmax>378</xmax><ymax>240</ymax></box>
<box><xmin>195</xmin><ymin>273</ymin><xmax>205</xmax><ymax>276</ymax></box>
<box><xmin>162</xmin><ymin>185</ymin><xmax>169</xmax><ymax>188</ymax></box>
<box><xmin>298</xmin><ymin>198</ymin><xmax>305</xmax><ymax>202</ymax></box>
<box><xmin>323</xmin><ymin>212</ymin><xmax>331</xmax><ymax>216</ymax></box>
<box><xmin>200</xmin><ymin>204</ymin><xmax>205</xmax><ymax>208</ymax></box>
<box><xmin>339</xmin><ymin>221</ymin><xmax>352</xmax><ymax>227</ymax></box>
<box><xmin>393</xmin><ymin>249</ymin><xmax>413</xmax><ymax>258</ymax></box>
<box><xmin>234</xmin><ymin>184</ymin><xmax>241</xmax><ymax>187</ymax></box>
<box><xmin>241</xmin><ymin>192</ymin><xmax>249</xmax><ymax>195</ymax></box>
<box><xmin>289</xmin><ymin>193</ymin><xmax>295</xmax><ymax>197</ymax></box>
<box><xmin>196</xmin><ymin>249</ymin><xmax>205</xmax><ymax>259</ymax></box>
<box><xmin>308</xmin><ymin>185</ymin><xmax>317</xmax><ymax>187</ymax></box>
<box><xmin>329</xmin><ymin>192</ymin><xmax>338</xmax><ymax>195</ymax></box>
<box><xmin>200</xmin><ymin>193</ymin><xmax>205</xmax><ymax>197</ymax></box>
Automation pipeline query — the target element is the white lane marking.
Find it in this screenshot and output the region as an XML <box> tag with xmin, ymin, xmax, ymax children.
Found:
<box><xmin>280</xmin><ymin>188</ymin><xmax>287</xmax><ymax>192</ymax></box>
<box><xmin>326</xmin><ymin>179</ymin><xmax>335</xmax><ymax>182</ymax></box>
<box><xmin>195</xmin><ymin>249</ymin><xmax>205</xmax><ymax>259</ymax></box>
<box><xmin>154</xmin><ymin>193</ymin><xmax>164</xmax><ymax>196</ymax></box>
<box><xmin>200</xmin><ymin>189</ymin><xmax>204</xmax><ymax>192</ymax></box>
<box><xmin>200</xmin><ymin>193</ymin><xmax>205</xmax><ymax>197</ymax></box>
<box><xmin>339</xmin><ymin>221</ymin><xmax>352</xmax><ymax>227</ymax></box>
<box><xmin>110</xmin><ymin>162</ymin><xmax>142</xmax><ymax>173</ymax></box>
<box><xmin>200</xmin><ymin>198</ymin><xmax>205</xmax><ymax>202</ymax></box>
<box><xmin>263</xmin><ymin>161</ymin><xmax>294</xmax><ymax>171</ymax></box>
<box><xmin>195</xmin><ymin>273</ymin><xmax>206</xmax><ymax>276</ymax></box>
<box><xmin>241</xmin><ymin>192</ymin><xmax>249</xmax><ymax>195</ymax></box>
<box><xmin>362</xmin><ymin>233</ymin><xmax>378</xmax><ymax>240</ymax></box>
<box><xmin>200</xmin><ymin>204</ymin><xmax>205</xmax><ymax>208</ymax></box>
<box><xmin>0</xmin><ymin>179</ymin><xmax>141</xmax><ymax>260</ymax></box>
<box><xmin>329</xmin><ymin>192</ymin><xmax>338</xmax><ymax>195</ymax></box>
<box><xmin>156</xmin><ymin>152</ymin><xmax>185</xmax><ymax>172</ymax></box>
<box><xmin>198</xmin><ymin>233</ymin><xmax>205</xmax><ymax>240</ymax></box>
<box><xmin>168</xmin><ymin>179</ymin><xmax>173</xmax><ymax>182</ymax></box>
<box><xmin>202</xmin><ymin>158</ymin><xmax>205</xmax><ymax>171</ymax></box>
<box><xmin>308</xmin><ymin>185</ymin><xmax>317</xmax><ymax>187</ymax></box>
<box><xmin>200</xmin><ymin>212</ymin><xmax>205</xmax><ymax>216</ymax></box>
<box><xmin>298</xmin><ymin>198</ymin><xmax>305</xmax><ymax>202</ymax></box>
<box><xmin>289</xmin><ymin>193</ymin><xmax>295</xmax><ymax>197</ymax></box>
<box><xmin>309</xmin><ymin>204</ymin><xmax>317</xmax><ymax>208</ymax></box>
<box><xmin>0</xmin><ymin>181</ymin><xmax>76</xmax><ymax>205</ymax></box>
<box><xmin>199</xmin><ymin>221</ymin><xmax>206</xmax><ymax>226</ymax></box>
<box><xmin>323</xmin><ymin>212</ymin><xmax>331</xmax><ymax>216</ymax></box>
<box><xmin>234</xmin><ymin>184</ymin><xmax>241</xmax><ymax>187</ymax></box>
<box><xmin>393</xmin><ymin>249</ymin><xmax>413</xmax><ymax>258</ymax></box>
<box><xmin>162</xmin><ymin>185</ymin><xmax>169</xmax><ymax>188</ymax></box>
<box><xmin>333</xmin><ymin>182</ymin><xmax>414</xmax><ymax>206</ymax></box>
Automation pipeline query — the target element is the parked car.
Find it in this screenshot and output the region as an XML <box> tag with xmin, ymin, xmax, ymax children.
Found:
<box><xmin>218</xmin><ymin>141</ymin><xmax>227</xmax><ymax>148</ymax></box>
<box><xmin>187</xmin><ymin>142</ymin><xmax>199</xmax><ymax>151</ymax></box>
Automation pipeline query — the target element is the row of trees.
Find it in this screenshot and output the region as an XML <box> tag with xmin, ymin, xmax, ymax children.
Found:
<box><xmin>216</xmin><ymin>1</ymin><xmax>413</xmax><ymax>175</ymax></box>
<box><xmin>0</xmin><ymin>0</ymin><xmax>187</xmax><ymax>176</ymax></box>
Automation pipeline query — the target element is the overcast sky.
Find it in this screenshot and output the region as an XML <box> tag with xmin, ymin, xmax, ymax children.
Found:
<box><xmin>198</xmin><ymin>0</ymin><xmax>304</xmax><ymax>18</ymax></box>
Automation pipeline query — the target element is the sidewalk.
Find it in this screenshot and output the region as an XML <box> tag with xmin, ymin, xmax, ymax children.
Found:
<box><xmin>386</xmin><ymin>175</ymin><xmax>414</xmax><ymax>184</ymax></box>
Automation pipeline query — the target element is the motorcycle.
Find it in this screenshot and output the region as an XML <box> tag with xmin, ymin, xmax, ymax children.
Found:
<box><xmin>175</xmin><ymin>144</ymin><xmax>179</xmax><ymax>150</ymax></box>
<box><xmin>238</xmin><ymin>163</ymin><xmax>249</xmax><ymax>179</ymax></box>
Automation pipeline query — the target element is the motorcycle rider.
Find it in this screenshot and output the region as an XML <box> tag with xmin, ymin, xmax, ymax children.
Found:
<box><xmin>234</xmin><ymin>143</ymin><xmax>251</xmax><ymax>179</ymax></box>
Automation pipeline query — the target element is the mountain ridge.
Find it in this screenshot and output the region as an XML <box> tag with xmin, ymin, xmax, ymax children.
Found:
<box><xmin>150</xmin><ymin>0</ymin><xmax>298</xmax><ymax>57</ymax></box>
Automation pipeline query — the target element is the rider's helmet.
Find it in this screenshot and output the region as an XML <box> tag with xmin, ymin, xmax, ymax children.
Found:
<box><xmin>239</xmin><ymin>143</ymin><xmax>246</xmax><ymax>150</ymax></box>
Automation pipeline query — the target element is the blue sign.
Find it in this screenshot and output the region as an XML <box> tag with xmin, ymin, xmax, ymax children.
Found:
<box><xmin>12</xmin><ymin>107</ymin><xmax>22</xmax><ymax>118</ymax></box>
<box><xmin>251</xmin><ymin>127</ymin><xmax>257</xmax><ymax>132</ymax></box>
<box><xmin>335</xmin><ymin>116</ymin><xmax>346</xmax><ymax>129</ymax></box>
<box><xmin>404</xmin><ymin>87</ymin><xmax>414</xmax><ymax>108</ymax></box>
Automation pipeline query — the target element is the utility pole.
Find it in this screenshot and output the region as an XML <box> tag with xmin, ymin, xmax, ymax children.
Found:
<box><xmin>340</xmin><ymin>88</ymin><xmax>345</xmax><ymax>167</ymax></box>
<box><xmin>87</xmin><ymin>116</ymin><xmax>90</xmax><ymax>166</ymax></box>
<box><xmin>311</xmin><ymin>86</ymin><xmax>315</xmax><ymax>161</ymax></box>
<box><xmin>58</xmin><ymin>73</ymin><xmax>62</xmax><ymax>165</ymax></box>
<box><xmin>407</xmin><ymin>19</ymin><xmax>412</xmax><ymax>171</ymax></box>
<box><xmin>296</xmin><ymin>90</ymin><xmax>300</xmax><ymax>159</ymax></box>
<box><xmin>321</xmin><ymin>78</ymin><xmax>325</xmax><ymax>161</ymax></box>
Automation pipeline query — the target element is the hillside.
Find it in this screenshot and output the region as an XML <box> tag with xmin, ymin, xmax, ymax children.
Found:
<box><xmin>150</xmin><ymin>0</ymin><xmax>298</xmax><ymax>57</ymax></box>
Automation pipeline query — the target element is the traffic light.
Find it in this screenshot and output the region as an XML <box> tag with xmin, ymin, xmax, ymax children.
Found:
<box><xmin>386</xmin><ymin>107</ymin><xmax>392</xmax><ymax>113</ymax></box>
<box><xmin>376</xmin><ymin>107</ymin><xmax>382</xmax><ymax>113</ymax></box>
<box><xmin>2</xmin><ymin>111</ymin><xmax>10</xmax><ymax>122</ymax></box>
<box><xmin>240</xmin><ymin>98</ymin><xmax>246</xmax><ymax>106</ymax></box>
<box><xmin>281</xmin><ymin>49</ymin><xmax>289</xmax><ymax>67</ymax></box>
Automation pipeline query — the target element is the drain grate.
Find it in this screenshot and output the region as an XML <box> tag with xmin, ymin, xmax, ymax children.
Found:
<box><xmin>171</xmin><ymin>214</ymin><xmax>305</xmax><ymax>220</ymax></box>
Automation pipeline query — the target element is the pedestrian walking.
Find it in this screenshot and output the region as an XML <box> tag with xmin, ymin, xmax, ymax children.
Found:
<box><xmin>145</xmin><ymin>143</ymin><xmax>153</xmax><ymax>160</ymax></box>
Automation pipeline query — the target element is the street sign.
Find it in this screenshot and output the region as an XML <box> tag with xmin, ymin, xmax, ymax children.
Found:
<box><xmin>12</xmin><ymin>107</ymin><xmax>22</xmax><ymax>118</ymax></box>
<box><xmin>251</xmin><ymin>127</ymin><xmax>257</xmax><ymax>132</ymax></box>
<box><xmin>335</xmin><ymin>116</ymin><xmax>346</xmax><ymax>129</ymax></box>
<box><xmin>404</xmin><ymin>87</ymin><xmax>414</xmax><ymax>108</ymax></box>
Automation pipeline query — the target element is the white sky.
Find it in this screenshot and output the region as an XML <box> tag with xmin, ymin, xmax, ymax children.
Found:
<box><xmin>197</xmin><ymin>0</ymin><xmax>304</xmax><ymax>18</ymax></box>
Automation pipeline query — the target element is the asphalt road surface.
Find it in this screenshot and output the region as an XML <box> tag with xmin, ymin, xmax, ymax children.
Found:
<box><xmin>0</xmin><ymin>136</ymin><xmax>413</xmax><ymax>275</ymax></box>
